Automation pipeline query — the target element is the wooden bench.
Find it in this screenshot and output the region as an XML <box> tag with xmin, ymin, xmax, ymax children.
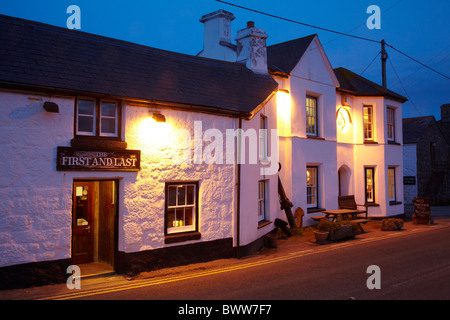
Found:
<box><xmin>338</xmin><ymin>195</ymin><xmax>368</xmax><ymax>219</ymax></box>
<box><xmin>310</xmin><ymin>215</ymin><xmax>326</xmax><ymax>222</ymax></box>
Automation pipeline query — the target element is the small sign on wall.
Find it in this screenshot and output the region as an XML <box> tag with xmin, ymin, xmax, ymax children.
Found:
<box><xmin>57</xmin><ymin>147</ymin><xmax>140</xmax><ymax>171</ymax></box>
<box><xmin>403</xmin><ymin>176</ymin><xmax>416</xmax><ymax>185</ymax></box>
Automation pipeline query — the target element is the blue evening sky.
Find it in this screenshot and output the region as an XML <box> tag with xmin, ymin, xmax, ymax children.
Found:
<box><xmin>1</xmin><ymin>0</ymin><xmax>449</xmax><ymax>119</ymax></box>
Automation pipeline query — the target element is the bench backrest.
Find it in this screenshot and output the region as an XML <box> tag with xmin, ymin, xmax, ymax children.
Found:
<box><xmin>338</xmin><ymin>195</ymin><xmax>357</xmax><ymax>210</ymax></box>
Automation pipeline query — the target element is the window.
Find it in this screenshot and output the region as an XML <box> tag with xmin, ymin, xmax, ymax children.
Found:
<box><xmin>306</xmin><ymin>96</ymin><xmax>317</xmax><ymax>136</ymax></box>
<box><xmin>388</xmin><ymin>167</ymin><xmax>396</xmax><ymax>202</ymax></box>
<box><xmin>306</xmin><ymin>167</ymin><xmax>318</xmax><ymax>208</ymax></box>
<box><xmin>259</xmin><ymin>115</ymin><xmax>268</xmax><ymax>160</ymax></box>
<box><xmin>258</xmin><ymin>180</ymin><xmax>268</xmax><ymax>222</ymax></box>
<box><xmin>363</xmin><ymin>105</ymin><xmax>374</xmax><ymax>141</ymax></box>
<box><xmin>76</xmin><ymin>98</ymin><xmax>119</xmax><ymax>138</ymax></box>
<box><xmin>387</xmin><ymin>107</ymin><xmax>395</xmax><ymax>141</ymax></box>
<box><xmin>165</xmin><ymin>182</ymin><xmax>198</xmax><ymax>234</ymax></box>
<box><xmin>365</xmin><ymin>167</ymin><xmax>375</xmax><ymax>203</ymax></box>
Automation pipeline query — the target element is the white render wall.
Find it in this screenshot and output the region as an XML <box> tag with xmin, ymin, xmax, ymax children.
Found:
<box><xmin>0</xmin><ymin>90</ymin><xmax>237</xmax><ymax>267</ymax></box>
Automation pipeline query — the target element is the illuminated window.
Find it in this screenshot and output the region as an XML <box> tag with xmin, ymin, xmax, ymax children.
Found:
<box><xmin>306</xmin><ymin>96</ymin><xmax>318</xmax><ymax>136</ymax></box>
<box><xmin>365</xmin><ymin>167</ymin><xmax>375</xmax><ymax>203</ymax></box>
<box><xmin>363</xmin><ymin>105</ymin><xmax>374</xmax><ymax>141</ymax></box>
<box><xmin>387</xmin><ymin>107</ymin><xmax>395</xmax><ymax>141</ymax></box>
<box><xmin>165</xmin><ymin>182</ymin><xmax>198</xmax><ymax>234</ymax></box>
<box><xmin>388</xmin><ymin>167</ymin><xmax>396</xmax><ymax>202</ymax></box>
<box><xmin>307</xmin><ymin>166</ymin><xmax>318</xmax><ymax>208</ymax></box>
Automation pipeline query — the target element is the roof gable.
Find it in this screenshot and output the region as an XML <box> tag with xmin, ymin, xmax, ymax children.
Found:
<box><xmin>0</xmin><ymin>14</ymin><xmax>278</xmax><ymax>116</ymax></box>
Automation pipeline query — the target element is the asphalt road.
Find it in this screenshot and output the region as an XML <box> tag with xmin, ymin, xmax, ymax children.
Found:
<box><xmin>72</xmin><ymin>224</ymin><xmax>450</xmax><ymax>301</ymax></box>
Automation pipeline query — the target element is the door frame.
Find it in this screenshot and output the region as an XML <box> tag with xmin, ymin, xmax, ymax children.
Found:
<box><xmin>71</xmin><ymin>179</ymin><xmax>119</xmax><ymax>270</ymax></box>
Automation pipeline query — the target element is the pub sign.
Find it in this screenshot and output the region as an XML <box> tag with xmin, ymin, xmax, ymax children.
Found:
<box><xmin>57</xmin><ymin>147</ymin><xmax>140</xmax><ymax>171</ymax></box>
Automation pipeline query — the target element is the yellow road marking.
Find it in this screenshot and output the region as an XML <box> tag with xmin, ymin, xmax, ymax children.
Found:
<box><xmin>39</xmin><ymin>223</ymin><xmax>448</xmax><ymax>300</ymax></box>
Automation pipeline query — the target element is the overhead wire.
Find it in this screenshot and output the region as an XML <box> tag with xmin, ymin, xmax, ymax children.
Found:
<box><xmin>215</xmin><ymin>0</ymin><xmax>450</xmax><ymax>81</ymax></box>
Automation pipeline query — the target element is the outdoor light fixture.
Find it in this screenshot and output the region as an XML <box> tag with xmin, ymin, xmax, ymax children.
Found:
<box><xmin>151</xmin><ymin>112</ymin><xmax>166</xmax><ymax>123</ymax></box>
<box><xmin>43</xmin><ymin>101</ymin><xmax>59</xmax><ymax>113</ymax></box>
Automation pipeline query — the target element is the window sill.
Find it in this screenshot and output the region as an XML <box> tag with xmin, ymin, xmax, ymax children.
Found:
<box><xmin>164</xmin><ymin>231</ymin><xmax>201</xmax><ymax>244</ymax></box>
<box><xmin>364</xmin><ymin>203</ymin><xmax>380</xmax><ymax>207</ymax></box>
<box><xmin>363</xmin><ymin>140</ymin><xmax>378</xmax><ymax>145</ymax></box>
<box><xmin>389</xmin><ymin>201</ymin><xmax>403</xmax><ymax>206</ymax></box>
<box><xmin>258</xmin><ymin>220</ymin><xmax>272</xmax><ymax>229</ymax></box>
<box><xmin>71</xmin><ymin>137</ymin><xmax>127</xmax><ymax>149</ymax></box>
<box><xmin>307</xmin><ymin>135</ymin><xmax>325</xmax><ymax>141</ymax></box>
<box><xmin>307</xmin><ymin>207</ymin><xmax>326</xmax><ymax>214</ymax></box>
<box><xmin>387</xmin><ymin>140</ymin><xmax>401</xmax><ymax>145</ymax></box>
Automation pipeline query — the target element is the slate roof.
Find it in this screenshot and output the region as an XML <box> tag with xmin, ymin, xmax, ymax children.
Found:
<box><xmin>267</xmin><ymin>35</ymin><xmax>316</xmax><ymax>74</ymax></box>
<box><xmin>334</xmin><ymin>67</ymin><xmax>407</xmax><ymax>102</ymax></box>
<box><xmin>0</xmin><ymin>14</ymin><xmax>278</xmax><ymax>116</ymax></box>
<box><xmin>403</xmin><ymin>116</ymin><xmax>435</xmax><ymax>144</ymax></box>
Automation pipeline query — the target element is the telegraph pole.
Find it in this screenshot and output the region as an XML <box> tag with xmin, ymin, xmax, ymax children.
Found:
<box><xmin>381</xmin><ymin>39</ymin><xmax>388</xmax><ymax>90</ymax></box>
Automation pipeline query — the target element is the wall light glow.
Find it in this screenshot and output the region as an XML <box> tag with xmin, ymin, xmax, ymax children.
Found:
<box><xmin>137</xmin><ymin>116</ymin><xmax>172</xmax><ymax>150</ymax></box>
<box><xmin>336</xmin><ymin>106</ymin><xmax>352</xmax><ymax>133</ymax></box>
<box><xmin>277</xmin><ymin>89</ymin><xmax>291</xmax><ymax>136</ymax></box>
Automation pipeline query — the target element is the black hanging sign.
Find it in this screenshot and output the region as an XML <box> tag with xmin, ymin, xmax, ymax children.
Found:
<box><xmin>57</xmin><ymin>147</ymin><xmax>140</xmax><ymax>171</ymax></box>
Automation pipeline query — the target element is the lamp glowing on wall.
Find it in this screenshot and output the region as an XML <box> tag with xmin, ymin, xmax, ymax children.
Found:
<box><xmin>137</xmin><ymin>110</ymin><xmax>170</xmax><ymax>150</ymax></box>
<box><xmin>336</xmin><ymin>95</ymin><xmax>352</xmax><ymax>134</ymax></box>
<box><xmin>277</xmin><ymin>89</ymin><xmax>291</xmax><ymax>136</ymax></box>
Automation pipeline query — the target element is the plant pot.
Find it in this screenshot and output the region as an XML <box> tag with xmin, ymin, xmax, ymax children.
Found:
<box><xmin>314</xmin><ymin>231</ymin><xmax>329</xmax><ymax>243</ymax></box>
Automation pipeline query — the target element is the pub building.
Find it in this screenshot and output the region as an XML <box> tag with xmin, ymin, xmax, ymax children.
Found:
<box><xmin>0</xmin><ymin>10</ymin><xmax>406</xmax><ymax>289</ymax></box>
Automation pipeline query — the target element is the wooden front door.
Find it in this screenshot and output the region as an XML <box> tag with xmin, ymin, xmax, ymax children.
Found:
<box><xmin>72</xmin><ymin>181</ymin><xmax>95</xmax><ymax>264</ymax></box>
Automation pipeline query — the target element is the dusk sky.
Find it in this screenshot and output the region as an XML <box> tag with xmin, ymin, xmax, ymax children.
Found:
<box><xmin>2</xmin><ymin>0</ymin><xmax>449</xmax><ymax>120</ymax></box>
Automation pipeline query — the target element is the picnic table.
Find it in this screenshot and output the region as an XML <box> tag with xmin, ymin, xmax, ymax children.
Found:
<box><xmin>311</xmin><ymin>209</ymin><xmax>369</xmax><ymax>232</ymax></box>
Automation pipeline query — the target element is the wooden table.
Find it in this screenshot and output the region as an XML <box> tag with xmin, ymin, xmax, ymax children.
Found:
<box><xmin>322</xmin><ymin>209</ymin><xmax>360</xmax><ymax>221</ymax></box>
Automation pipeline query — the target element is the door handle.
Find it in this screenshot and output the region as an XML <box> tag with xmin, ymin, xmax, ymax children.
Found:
<box><xmin>86</xmin><ymin>225</ymin><xmax>91</xmax><ymax>233</ymax></box>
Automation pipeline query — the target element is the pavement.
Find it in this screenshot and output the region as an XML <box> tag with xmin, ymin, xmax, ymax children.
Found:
<box><xmin>1</xmin><ymin>206</ymin><xmax>449</xmax><ymax>300</ymax></box>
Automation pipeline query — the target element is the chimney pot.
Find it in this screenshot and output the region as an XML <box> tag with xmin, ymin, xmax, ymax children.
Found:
<box><xmin>247</xmin><ymin>21</ymin><xmax>255</xmax><ymax>28</ymax></box>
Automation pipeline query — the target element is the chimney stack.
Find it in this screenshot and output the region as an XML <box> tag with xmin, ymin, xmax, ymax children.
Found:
<box><xmin>441</xmin><ymin>104</ymin><xmax>450</xmax><ymax>122</ymax></box>
<box><xmin>199</xmin><ymin>10</ymin><xmax>236</xmax><ymax>61</ymax></box>
<box><xmin>235</xmin><ymin>21</ymin><xmax>269</xmax><ymax>74</ymax></box>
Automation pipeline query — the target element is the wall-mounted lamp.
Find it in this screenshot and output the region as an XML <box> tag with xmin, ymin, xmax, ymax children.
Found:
<box><xmin>43</xmin><ymin>101</ymin><xmax>59</xmax><ymax>113</ymax></box>
<box><xmin>277</xmin><ymin>89</ymin><xmax>291</xmax><ymax>136</ymax></box>
<box><xmin>151</xmin><ymin>112</ymin><xmax>166</xmax><ymax>123</ymax></box>
<box><xmin>336</xmin><ymin>105</ymin><xmax>352</xmax><ymax>133</ymax></box>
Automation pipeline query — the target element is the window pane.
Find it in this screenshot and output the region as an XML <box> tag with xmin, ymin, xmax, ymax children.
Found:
<box><xmin>178</xmin><ymin>186</ymin><xmax>186</xmax><ymax>206</ymax></box>
<box><xmin>167</xmin><ymin>209</ymin><xmax>175</xmax><ymax>227</ymax></box>
<box><xmin>101</xmin><ymin>118</ymin><xmax>116</xmax><ymax>134</ymax></box>
<box><xmin>184</xmin><ymin>207</ymin><xmax>193</xmax><ymax>226</ymax></box>
<box><xmin>186</xmin><ymin>185</ymin><xmax>195</xmax><ymax>205</ymax></box>
<box><xmin>78</xmin><ymin>115</ymin><xmax>94</xmax><ymax>133</ymax></box>
<box><xmin>78</xmin><ymin>99</ymin><xmax>95</xmax><ymax>115</ymax></box>
<box><xmin>101</xmin><ymin>102</ymin><xmax>116</xmax><ymax>117</ymax></box>
<box><xmin>168</xmin><ymin>186</ymin><xmax>177</xmax><ymax>206</ymax></box>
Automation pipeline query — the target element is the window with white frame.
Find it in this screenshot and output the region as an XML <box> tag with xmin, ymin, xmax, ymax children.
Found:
<box><xmin>388</xmin><ymin>167</ymin><xmax>396</xmax><ymax>202</ymax></box>
<box><xmin>363</xmin><ymin>105</ymin><xmax>374</xmax><ymax>141</ymax></box>
<box><xmin>306</xmin><ymin>166</ymin><xmax>318</xmax><ymax>208</ymax></box>
<box><xmin>259</xmin><ymin>115</ymin><xmax>268</xmax><ymax>160</ymax></box>
<box><xmin>387</xmin><ymin>107</ymin><xmax>395</xmax><ymax>141</ymax></box>
<box><xmin>258</xmin><ymin>180</ymin><xmax>268</xmax><ymax>222</ymax></box>
<box><xmin>166</xmin><ymin>182</ymin><xmax>198</xmax><ymax>234</ymax></box>
<box><xmin>306</xmin><ymin>96</ymin><xmax>318</xmax><ymax>136</ymax></box>
<box><xmin>365</xmin><ymin>167</ymin><xmax>375</xmax><ymax>203</ymax></box>
<box><xmin>76</xmin><ymin>98</ymin><xmax>119</xmax><ymax>138</ymax></box>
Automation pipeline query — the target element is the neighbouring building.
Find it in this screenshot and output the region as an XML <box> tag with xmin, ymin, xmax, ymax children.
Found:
<box><xmin>403</xmin><ymin>106</ymin><xmax>450</xmax><ymax>206</ymax></box>
<box><xmin>0</xmin><ymin>10</ymin><xmax>406</xmax><ymax>289</ymax></box>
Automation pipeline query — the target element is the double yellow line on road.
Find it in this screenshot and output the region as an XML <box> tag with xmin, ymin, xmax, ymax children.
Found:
<box><xmin>39</xmin><ymin>223</ymin><xmax>448</xmax><ymax>300</ymax></box>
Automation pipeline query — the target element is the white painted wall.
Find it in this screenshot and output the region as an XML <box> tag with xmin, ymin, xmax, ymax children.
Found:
<box><xmin>0</xmin><ymin>90</ymin><xmax>238</xmax><ymax>267</ymax></box>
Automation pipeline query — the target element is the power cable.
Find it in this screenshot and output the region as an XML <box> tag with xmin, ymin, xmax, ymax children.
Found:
<box><xmin>360</xmin><ymin>52</ymin><xmax>381</xmax><ymax>76</ymax></box>
<box><xmin>216</xmin><ymin>0</ymin><xmax>450</xmax><ymax>81</ymax></box>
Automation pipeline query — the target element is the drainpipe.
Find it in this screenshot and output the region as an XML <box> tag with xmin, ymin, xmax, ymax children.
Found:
<box><xmin>236</xmin><ymin>115</ymin><xmax>242</xmax><ymax>259</ymax></box>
